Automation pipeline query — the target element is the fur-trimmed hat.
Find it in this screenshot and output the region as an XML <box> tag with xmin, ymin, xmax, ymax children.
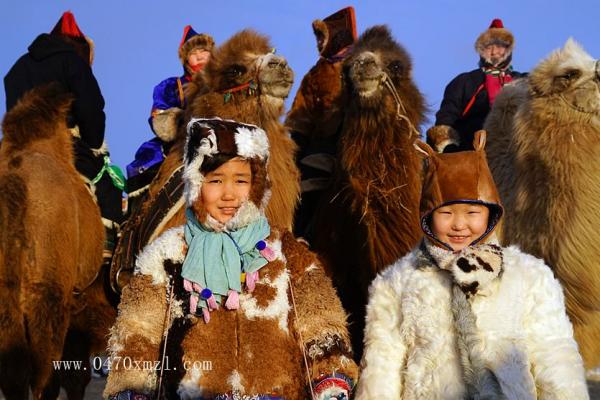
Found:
<box><xmin>183</xmin><ymin>118</ymin><xmax>270</xmax><ymax>227</ymax></box>
<box><xmin>50</xmin><ymin>11</ymin><xmax>94</xmax><ymax>65</ymax></box>
<box><xmin>415</xmin><ymin>130</ymin><xmax>504</xmax><ymax>250</ymax></box>
<box><xmin>312</xmin><ymin>6</ymin><xmax>357</xmax><ymax>59</ymax></box>
<box><xmin>475</xmin><ymin>18</ymin><xmax>514</xmax><ymax>59</ymax></box>
<box><xmin>178</xmin><ymin>25</ymin><xmax>215</xmax><ymax>66</ymax></box>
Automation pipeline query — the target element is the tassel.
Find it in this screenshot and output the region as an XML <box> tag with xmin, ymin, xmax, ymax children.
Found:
<box><xmin>256</xmin><ymin>240</ymin><xmax>277</xmax><ymax>262</ymax></box>
<box><xmin>224</xmin><ymin>289</ymin><xmax>240</xmax><ymax>310</ymax></box>
<box><xmin>189</xmin><ymin>292</ymin><xmax>199</xmax><ymax>314</ymax></box>
<box><xmin>202</xmin><ymin>308</ymin><xmax>211</xmax><ymax>323</ymax></box>
<box><xmin>246</xmin><ymin>270</ymin><xmax>259</xmax><ymax>292</ymax></box>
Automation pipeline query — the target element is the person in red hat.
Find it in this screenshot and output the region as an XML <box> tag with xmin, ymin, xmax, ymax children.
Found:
<box><xmin>426</xmin><ymin>18</ymin><xmax>526</xmax><ymax>153</ymax></box>
<box><xmin>3</xmin><ymin>11</ymin><xmax>124</xmax><ymax>253</ymax></box>
<box><xmin>125</xmin><ymin>25</ymin><xmax>214</xmax><ymax>210</ymax></box>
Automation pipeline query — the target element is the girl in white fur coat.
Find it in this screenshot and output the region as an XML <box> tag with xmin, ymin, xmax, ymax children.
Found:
<box><xmin>355</xmin><ymin>132</ymin><xmax>589</xmax><ymax>399</ymax></box>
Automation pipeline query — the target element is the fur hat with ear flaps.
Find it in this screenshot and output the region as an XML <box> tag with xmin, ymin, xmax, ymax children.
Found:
<box><xmin>415</xmin><ymin>130</ymin><xmax>504</xmax><ymax>250</ymax></box>
<box><xmin>178</xmin><ymin>25</ymin><xmax>215</xmax><ymax>67</ymax></box>
<box><xmin>475</xmin><ymin>18</ymin><xmax>514</xmax><ymax>64</ymax></box>
<box><xmin>183</xmin><ymin>117</ymin><xmax>270</xmax><ymax>229</ymax></box>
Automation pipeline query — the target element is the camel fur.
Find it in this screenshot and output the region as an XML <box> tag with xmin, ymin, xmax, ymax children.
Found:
<box><xmin>311</xmin><ymin>26</ymin><xmax>427</xmax><ymax>358</ymax></box>
<box><xmin>0</xmin><ymin>84</ymin><xmax>115</xmax><ymax>399</ymax></box>
<box><xmin>485</xmin><ymin>38</ymin><xmax>600</xmax><ymax>368</ymax></box>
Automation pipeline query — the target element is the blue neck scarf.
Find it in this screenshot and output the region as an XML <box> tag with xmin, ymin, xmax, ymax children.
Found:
<box><xmin>180</xmin><ymin>208</ymin><xmax>270</xmax><ymax>307</ymax></box>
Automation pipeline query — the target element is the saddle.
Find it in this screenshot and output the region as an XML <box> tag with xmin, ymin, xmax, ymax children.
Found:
<box><xmin>110</xmin><ymin>165</ymin><xmax>184</xmax><ymax>293</ymax></box>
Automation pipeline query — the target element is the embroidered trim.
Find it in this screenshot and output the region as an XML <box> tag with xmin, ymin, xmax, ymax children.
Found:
<box><xmin>312</xmin><ymin>372</ymin><xmax>354</xmax><ymax>395</ymax></box>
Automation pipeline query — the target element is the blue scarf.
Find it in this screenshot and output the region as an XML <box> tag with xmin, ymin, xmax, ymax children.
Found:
<box><xmin>181</xmin><ymin>208</ymin><xmax>270</xmax><ymax>307</ymax></box>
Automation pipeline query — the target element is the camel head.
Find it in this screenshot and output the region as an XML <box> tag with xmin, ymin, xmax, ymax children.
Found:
<box><xmin>205</xmin><ymin>29</ymin><xmax>294</xmax><ymax>107</ymax></box>
<box><xmin>529</xmin><ymin>38</ymin><xmax>600</xmax><ymax>116</ymax></box>
<box><xmin>343</xmin><ymin>25</ymin><xmax>419</xmax><ymax>109</ymax></box>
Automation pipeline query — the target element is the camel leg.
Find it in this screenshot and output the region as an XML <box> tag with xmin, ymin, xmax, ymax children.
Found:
<box><xmin>60</xmin><ymin>330</ymin><xmax>92</xmax><ymax>400</ymax></box>
<box><xmin>26</xmin><ymin>285</ymin><xmax>70</xmax><ymax>400</ymax></box>
<box><xmin>40</xmin><ymin>372</ymin><xmax>60</xmax><ymax>400</ymax></box>
<box><xmin>0</xmin><ymin>345</ymin><xmax>31</xmax><ymax>400</ymax></box>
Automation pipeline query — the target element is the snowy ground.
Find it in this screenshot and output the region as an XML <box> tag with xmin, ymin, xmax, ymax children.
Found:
<box><xmin>1</xmin><ymin>377</ymin><xmax>599</xmax><ymax>399</ymax></box>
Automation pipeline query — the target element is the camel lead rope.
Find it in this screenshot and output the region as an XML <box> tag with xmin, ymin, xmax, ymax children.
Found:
<box><xmin>156</xmin><ymin>276</ymin><xmax>175</xmax><ymax>399</ymax></box>
<box><xmin>382</xmin><ymin>74</ymin><xmax>422</xmax><ymax>139</ymax></box>
<box><xmin>287</xmin><ymin>275</ymin><xmax>316</xmax><ymax>400</ymax></box>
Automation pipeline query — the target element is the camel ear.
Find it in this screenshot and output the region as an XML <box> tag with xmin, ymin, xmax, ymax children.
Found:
<box><xmin>414</xmin><ymin>140</ymin><xmax>435</xmax><ymax>159</ymax></box>
<box><xmin>312</xmin><ymin>19</ymin><xmax>329</xmax><ymax>54</ymax></box>
<box><xmin>473</xmin><ymin>130</ymin><xmax>487</xmax><ymax>151</ymax></box>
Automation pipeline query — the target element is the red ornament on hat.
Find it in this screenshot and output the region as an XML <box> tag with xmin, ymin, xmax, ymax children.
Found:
<box><xmin>52</xmin><ymin>11</ymin><xmax>85</xmax><ymax>38</ymax></box>
<box><xmin>489</xmin><ymin>18</ymin><xmax>504</xmax><ymax>29</ymax></box>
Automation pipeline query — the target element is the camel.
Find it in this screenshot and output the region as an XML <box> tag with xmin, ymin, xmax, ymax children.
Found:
<box><xmin>0</xmin><ymin>84</ymin><xmax>116</xmax><ymax>399</ymax></box>
<box><xmin>111</xmin><ymin>29</ymin><xmax>299</xmax><ymax>291</ymax></box>
<box><xmin>310</xmin><ymin>25</ymin><xmax>427</xmax><ymax>358</ymax></box>
<box><xmin>485</xmin><ymin>38</ymin><xmax>600</xmax><ymax>369</ymax></box>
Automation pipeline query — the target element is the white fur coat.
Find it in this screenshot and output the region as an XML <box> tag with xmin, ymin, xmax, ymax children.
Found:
<box><xmin>355</xmin><ymin>244</ymin><xmax>589</xmax><ymax>399</ymax></box>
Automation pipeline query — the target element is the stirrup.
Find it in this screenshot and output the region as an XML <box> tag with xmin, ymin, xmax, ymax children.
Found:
<box><xmin>102</xmin><ymin>218</ymin><xmax>120</xmax><ymax>261</ymax></box>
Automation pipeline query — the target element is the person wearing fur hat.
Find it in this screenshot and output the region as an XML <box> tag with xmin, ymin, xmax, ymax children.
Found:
<box><xmin>427</xmin><ymin>19</ymin><xmax>526</xmax><ymax>153</ymax></box>
<box><xmin>126</xmin><ymin>26</ymin><xmax>214</xmax><ymax>210</ymax></box>
<box><xmin>104</xmin><ymin>118</ymin><xmax>357</xmax><ymax>400</ymax></box>
<box><xmin>355</xmin><ymin>131</ymin><xmax>589</xmax><ymax>399</ymax></box>
<box><xmin>3</xmin><ymin>11</ymin><xmax>124</xmax><ymax>251</ymax></box>
<box><xmin>285</xmin><ymin>7</ymin><xmax>357</xmax><ymax>241</ymax></box>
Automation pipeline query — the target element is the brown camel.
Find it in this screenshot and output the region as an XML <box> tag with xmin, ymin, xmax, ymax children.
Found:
<box><xmin>0</xmin><ymin>84</ymin><xmax>116</xmax><ymax>399</ymax></box>
<box><xmin>485</xmin><ymin>38</ymin><xmax>600</xmax><ymax>369</ymax></box>
<box><xmin>111</xmin><ymin>29</ymin><xmax>299</xmax><ymax>291</ymax></box>
<box><xmin>311</xmin><ymin>25</ymin><xmax>427</xmax><ymax>358</ymax></box>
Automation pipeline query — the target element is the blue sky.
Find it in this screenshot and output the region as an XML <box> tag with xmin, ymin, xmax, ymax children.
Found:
<box><xmin>1</xmin><ymin>1</ymin><xmax>599</xmax><ymax>169</ymax></box>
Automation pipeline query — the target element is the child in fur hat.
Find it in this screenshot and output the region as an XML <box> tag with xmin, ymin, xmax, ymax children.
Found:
<box><xmin>427</xmin><ymin>18</ymin><xmax>526</xmax><ymax>153</ymax></box>
<box><xmin>355</xmin><ymin>131</ymin><xmax>589</xmax><ymax>399</ymax></box>
<box><xmin>105</xmin><ymin>118</ymin><xmax>357</xmax><ymax>400</ymax></box>
<box><xmin>126</xmin><ymin>26</ymin><xmax>214</xmax><ymax>208</ymax></box>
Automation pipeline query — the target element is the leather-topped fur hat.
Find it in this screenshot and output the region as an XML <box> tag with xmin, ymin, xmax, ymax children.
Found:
<box><xmin>415</xmin><ymin>130</ymin><xmax>503</xmax><ymax>250</ymax></box>
<box><xmin>178</xmin><ymin>25</ymin><xmax>215</xmax><ymax>66</ymax></box>
<box><xmin>312</xmin><ymin>6</ymin><xmax>357</xmax><ymax>59</ymax></box>
<box><xmin>183</xmin><ymin>118</ymin><xmax>270</xmax><ymax>229</ymax></box>
<box><xmin>475</xmin><ymin>18</ymin><xmax>514</xmax><ymax>61</ymax></box>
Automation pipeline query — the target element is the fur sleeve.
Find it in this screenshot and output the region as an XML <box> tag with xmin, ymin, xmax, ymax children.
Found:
<box><xmin>522</xmin><ymin>256</ymin><xmax>589</xmax><ymax>399</ymax></box>
<box><xmin>103</xmin><ymin>227</ymin><xmax>186</xmax><ymax>398</ymax></box>
<box><xmin>281</xmin><ymin>231</ymin><xmax>358</xmax><ymax>382</ymax></box>
<box><xmin>355</xmin><ymin>265</ymin><xmax>405</xmax><ymax>399</ymax></box>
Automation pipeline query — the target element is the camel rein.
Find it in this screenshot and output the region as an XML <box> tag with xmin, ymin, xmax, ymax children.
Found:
<box><xmin>382</xmin><ymin>73</ymin><xmax>422</xmax><ymax>139</ymax></box>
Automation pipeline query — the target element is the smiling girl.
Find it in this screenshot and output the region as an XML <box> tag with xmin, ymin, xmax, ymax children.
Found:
<box><xmin>105</xmin><ymin>118</ymin><xmax>357</xmax><ymax>400</ymax></box>
<box><xmin>355</xmin><ymin>131</ymin><xmax>588</xmax><ymax>399</ymax></box>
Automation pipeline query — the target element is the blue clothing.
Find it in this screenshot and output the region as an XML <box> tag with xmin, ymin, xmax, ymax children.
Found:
<box><xmin>147</xmin><ymin>74</ymin><xmax>190</xmax><ymax>133</ymax></box>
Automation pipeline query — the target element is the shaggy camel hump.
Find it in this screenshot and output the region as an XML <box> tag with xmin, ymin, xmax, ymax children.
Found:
<box><xmin>0</xmin><ymin>84</ymin><xmax>107</xmax><ymax>399</ymax></box>
<box><xmin>485</xmin><ymin>38</ymin><xmax>600</xmax><ymax>369</ymax></box>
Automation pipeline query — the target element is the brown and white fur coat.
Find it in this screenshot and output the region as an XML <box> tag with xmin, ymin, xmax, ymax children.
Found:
<box><xmin>104</xmin><ymin>119</ymin><xmax>356</xmax><ymax>399</ymax></box>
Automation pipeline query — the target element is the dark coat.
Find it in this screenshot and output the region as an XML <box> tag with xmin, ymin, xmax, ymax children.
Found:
<box><xmin>435</xmin><ymin>68</ymin><xmax>525</xmax><ymax>151</ymax></box>
<box><xmin>4</xmin><ymin>34</ymin><xmax>123</xmax><ymax>223</ymax></box>
<box><xmin>4</xmin><ymin>33</ymin><xmax>105</xmax><ymax>150</ymax></box>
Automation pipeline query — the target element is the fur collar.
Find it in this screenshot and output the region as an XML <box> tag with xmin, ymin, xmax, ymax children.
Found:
<box><xmin>421</xmin><ymin>239</ymin><xmax>504</xmax><ymax>298</ymax></box>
